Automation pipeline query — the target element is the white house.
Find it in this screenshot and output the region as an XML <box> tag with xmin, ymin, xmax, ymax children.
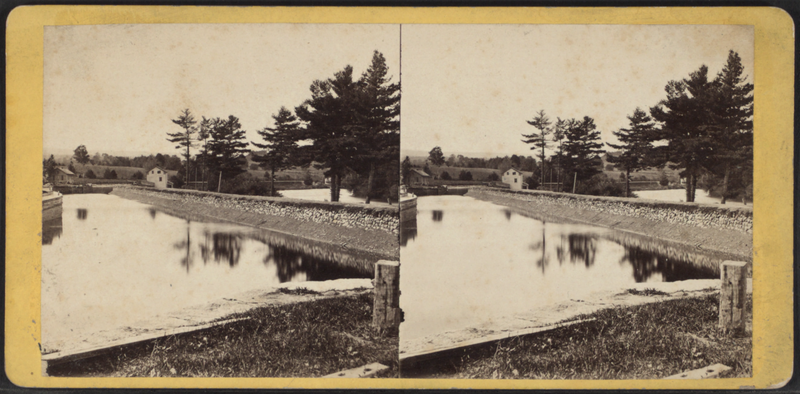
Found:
<box><xmin>502</xmin><ymin>168</ymin><xmax>524</xmax><ymax>190</ymax></box>
<box><xmin>146</xmin><ymin>166</ymin><xmax>169</xmax><ymax>189</ymax></box>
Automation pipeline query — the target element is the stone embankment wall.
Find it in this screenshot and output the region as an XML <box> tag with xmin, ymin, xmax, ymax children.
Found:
<box><xmin>467</xmin><ymin>187</ymin><xmax>752</xmax><ymax>259</ymax></box>
<box><xmin>116</xmin><ymin>186</ymin><xmax>398</xmax><ymax>234</ymax></box>
<box><xmin>472</xmin><ymin>187</ymin><xmax>752</xmax><ymax>233</ymax></box>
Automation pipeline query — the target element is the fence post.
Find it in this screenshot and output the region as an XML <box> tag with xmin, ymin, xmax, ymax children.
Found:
<box><xmin>719</xmin><ymin>260</ymin><xmax>747</xmax><ymax>336</ymax></box>
<box><xmin>373</xmin><ymin>260</ymin><xmax>401</xmax><ymax>336</ymax></box>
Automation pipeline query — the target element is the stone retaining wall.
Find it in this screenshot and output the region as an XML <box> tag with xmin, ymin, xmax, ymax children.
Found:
<box><xmin>471</xmin><ymin>187</ymin><xmax>752</xmax><ymax>234</ymax></box>
<box><xmin>115</xmin><ymin>186</ymin><xmax>399</xmax><ymax>235</ymax></box>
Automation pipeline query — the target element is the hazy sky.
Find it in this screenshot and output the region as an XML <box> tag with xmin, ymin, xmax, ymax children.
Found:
<box><xmin>44</xmin><ymin>24</ymin><xmax>400</xmax><ymax>156</ymax></box>
<box><xmin>401</xmin><ymin>24</ymin><xmax>754</xmax><ymax>157</ymax></box>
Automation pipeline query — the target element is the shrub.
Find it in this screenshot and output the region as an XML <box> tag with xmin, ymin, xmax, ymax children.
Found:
<box><xmin>303</xmin><ymin>173</ymin><xmax>313</xmax><ymax>186</ymax></box>
<box><xmin>659</xmin><ymin>172</ymin><xmax>669</xmax><ymax>187</ymax></box>
<box><xmin>169</xmin><ymin>175</ymin><xmax>184</xmax><ymax>189</ymax></box>
<box><xmin>220</xmin><ymin>172</ymin><xmax>271</xmax><ymax>196</ymax></box>
<box><xmin>575</xmin><ymin>174</ymin><xmax>626</xmax><ymax>197</ymax></box>
<box><xmin>458</xmin><ymin>170</ymin><xmax>473</xmax><ymax>181</ymax></box>
<box><xmin>525</xmin><ymin>176</ymin><xmax>539</xmax><ymax>190</ymax></box>
<box><xmin>132</xmin><ymin>171</ymin><xmax>144</xmax><ymax>180</ymax></box>
<box><xmin>84</xmin><ymin>169</ymin><xmax>96</xmax><ymax>179</ymax></box>
<box><xmin>440</xmin><ymin>171</ymin><xmax>452</xmax><ymax>180</ymax></box>
<box><xmin>487</xmin><ymin>172</ymin><xmax>500</xmax><ymax>182</ymax></box>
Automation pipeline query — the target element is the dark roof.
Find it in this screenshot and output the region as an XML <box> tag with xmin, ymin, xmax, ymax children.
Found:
<box><xmin>410</xmin><ymin>168</ymin><xmax>430</xmax><ymax>177</ymax></box>
<box><xmin>55</xmin><ymin>167</ymin><xmax>75</xmax><ymax>175</ymax></box>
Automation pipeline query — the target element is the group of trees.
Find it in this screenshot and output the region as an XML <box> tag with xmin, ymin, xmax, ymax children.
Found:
<box><xmin>164</xmin><ymin>51</ymin><xmax>400</xmax><ymax>202</ymax></box>
<box><xmin>523</xmin><ymin>111</ymin><xmax>608</xmax><ymax>195</ymax></box>
<box><xmin>522</xmin><ymin>50</ymin><xmax>753</xmax><ymax>202</ymax></box>
<box><xmin>607</xmin><ymin>50</ymin><xmax>753</xmax><ymax>202</ymax></box>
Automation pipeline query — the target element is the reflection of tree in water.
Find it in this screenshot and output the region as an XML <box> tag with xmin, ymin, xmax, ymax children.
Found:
<box><xmin>566</xmin><ymin>234</ymin><xmax>597</xmax><ymax>267</ymax></box>
<box><xmin>76</xmin><ymin>209</ymin><xmax>88</xmax><ymax>220</ymax></box>
<box><xmin>263</xmin><ymin>244</ymin><xmax>371</xmax><ymax>282</ymax></box>
<box><xmin>42</xmin><ymin>217</ymin><xmax>63</xmax><ymax>245</ymax></box>
<box><xmin>432</xmin><ymin>210</ymin><xmax>444</xmax><ymax>222</ymax></box>
<box><xmin>400</xmin><ymin>216</ymin><xmax>417</xmax><ymax>247</ymax></box>
<box><xmin>196</xmin><ymin>231</ymin><xmax>245</xmax><ymax>268</ymax></box>
<box><xmin>528</xmin><ymin>222</ymin><xmax>549</xmax><ymax>274</ymax></box>
<box><xmin>620</xmin><ymin>245</ymin><xmax>718</xmax><ymax>282</ymax></box>
<box><xmin>210</xmin><ymin>232</ymin><xmax>242</xmax><ymax>267</ymax></box>
<box><xmin>172</xmin><ymin>220</ymin><xmax>195</xmax><ymax>272</ymax></box>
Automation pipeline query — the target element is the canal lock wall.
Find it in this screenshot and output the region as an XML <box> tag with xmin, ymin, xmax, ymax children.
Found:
<box><xmin>110</xmin><ymin>186</ymin><xmax>400</xmax><ymax>260</ymax></box>
<box><xmin>466</xmin><ymin>187</ymin><xmax>753</xmax><ymax>261</ymax></box>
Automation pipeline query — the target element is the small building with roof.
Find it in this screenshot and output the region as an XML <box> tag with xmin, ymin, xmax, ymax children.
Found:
<box><xmin>502</xmin><ymin>168</ymin><xmax>526</xmax><ymax>190</ymax></box>
<box><xmin>146</xmin><ymin>166</ymin><xmax>169</xmax><ymax>189</ymax></box>
<box><xmin>408</xmin><ymin>168</ymin><xmax>431</xmax><ymax>186</ymax></box>
<box><xmin>52</xmin><ymin>167</ymin><xmax>76</xmax><ymax>186</ymax></box>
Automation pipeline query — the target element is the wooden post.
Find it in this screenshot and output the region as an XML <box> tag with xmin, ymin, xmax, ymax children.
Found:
<box><xmin>373</xmin><ymin>260</ymin><xmax>401</xmax><ymax>336</ymax></box>
<box><xmin>719</xmin><ymin>260</ymin><xmax>747</xmax><ymax>336</ymax></box>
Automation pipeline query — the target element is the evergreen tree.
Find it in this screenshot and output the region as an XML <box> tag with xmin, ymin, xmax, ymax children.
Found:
<box><xmin>352</xmin><ymin>51</ymin><xmax>401</xmax><ymax>203</ymax></box>
<box><xmin>562</xmin><ymin>116</ymin><xmax>605</xmax><ymax>191</ymax></box>
<box><xmin>606</xmin><ymin>108</ymin><xmax>657</xmax><ymax>197</ymax></box>
<box><xmin>522</xmin><ymin>110</ymin><xmax>552</xmax><ymax>187</ymax></box>
<box><xmin>252</xmin><ymin>107</ymin><xmax>301</xmax><ymax>197</ymax></box>
<box><xmin>650</xmin><ymin>65</ymin><xmax>717</xmax><ymax>202</ymax></box>
<box><xmin>206</xmin><ymin>115</ymin><xmax>250</xmax><ymax>190</ymax></box>
<box><xmin>295</xmin><ymin>66</ymin><xmax>361</xmax><ymax>202</ymax></box>
<box><xmin>707</xmin><ymin>51</ymin><xmax>754</xmax><ymax>203</ymax></box>
<box><xmin>168</xmin><ymin>109</ymin><xmax>197</xmax><ymax>185</ymax></box>
<box><xmin>401</xmin><ymin>156</ymin><xmax>412</xmax><ymax>185</ymax></box>
<box><xmin>43</xmin><ymin>155</ymin><xmax>58</xmax><ymax>181</ymax></box>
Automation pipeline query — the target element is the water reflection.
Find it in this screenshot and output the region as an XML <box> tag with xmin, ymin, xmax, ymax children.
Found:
<box><xmin>400</xmin><ymin>195</ymin><xmax>727</xmax><ymax>342</ymax></box>
<box><xmin>400</xmin><ymin>215</ymin><xmax>417</xmax><ymax>247</ymax></box>
<box><xmin>620</xmin><ymin>244</ymin><xmax>718</xmax><ymax>282</ymax></box>
<box><xmin>42</xmin><ymin>216</ymin><xmax>63</xmax><ymax>245</ymax></box>
<box><xmin>564</xmin><ymin>234</ymin><xmax>598</xmax><ymax>268</ymax></box>
<box><xmin>43</xmin><ymin>194</ymin><xmax>376</xmax><ymax>350</ymax></box>
<box><xmin>527</xmin><ymin>222</ymin><xmax>549</xmax><ymax>273</ymax></box>
<box><xmin>76</xmin><ymin>209</ymin><xmax>88</xmax><ymax>220</ymax></box>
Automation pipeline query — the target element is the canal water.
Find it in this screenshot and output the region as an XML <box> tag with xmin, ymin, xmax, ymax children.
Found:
<box><xmin>42</xmin><ymin>193</ymin><xmax>372</xmax><ymax>350</ymax></box>
<box><xmin>636</xmin><ymin>188</ymin><xmax>749</xmax><ymax>207</ymax></box>
<box><xmin>280</xmin><ymin>188</ymin><xmax>392</xmax><ymax>207</ymax></box>
<box><xmin>399</xmin><ymin>195</ymin><xmax>721</xmax><ymax>342</ymax></box>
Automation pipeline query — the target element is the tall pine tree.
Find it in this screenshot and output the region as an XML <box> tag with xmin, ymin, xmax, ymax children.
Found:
<box><xmin>206</xmin><ymin>115</ymin><xmax>249</xmax><ymax>190</ymax></box>
<box><xmin>168</xmin><ymin>108</ymin><xmax>197</xmax><ymax>185</ymax></box>
<box><xmin>606</xmin><ymin>108</ymin><xmax>657</xmax><ymax>197</ymax></box>
<box><xmin>707</xmin><ymin>50</ymin><xmax>754</xmax><ymax>203</ymax></box>
<box><xmin>522</xmin><ymin>110</ymin><xmax>552</xmax><ymax>187</ymax></box>
<box><xmin>562</xmin><ymin>116</ymin><xmax>605</xmax><ymax>191</ymax></box>
<box><xmin>252</xmin><ymin>107</ymin><xmax>301</xmax><ymax>197</ymax></box>
<box><xmin>650</xmin><ymin>65</ymin><xmax>717</xmax><ymax>202</ymax></box>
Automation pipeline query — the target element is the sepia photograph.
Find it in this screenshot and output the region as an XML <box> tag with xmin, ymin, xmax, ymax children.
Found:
<box><xmin>40</xmin><ymin>23</ymin><xmax>401</xmax><ymax>378</ymax></box>
<box><xmin>398</xmin><ymin>24</ymin><xmax>755</xmax><ymax>379</ymax></box>
<box><xmin>4</xmin><ymin>5</ymin><xmax>793</xmax><ymax>390</ymax></box>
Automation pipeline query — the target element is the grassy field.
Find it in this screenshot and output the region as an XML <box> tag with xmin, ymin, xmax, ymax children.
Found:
<box><xmin>404</xmin><ymin>293</ymin><xmax>751</xmax><ymax>380</ymax></box>
<box><xmin>48</xmin><ymin>291</ymin><xmax>398</xmax><ymax>378</ymax></box>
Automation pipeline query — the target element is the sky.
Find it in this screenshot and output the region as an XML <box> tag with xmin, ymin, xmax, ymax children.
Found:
<box><xmin>43</xmin><ymin>23</ymin><xmax>401</xmax><ymax>157</ymax></box>
<box><xmin>400</xmin><ymin>24</ymin><xmax>754</xmax><ymax>158</ymax></box>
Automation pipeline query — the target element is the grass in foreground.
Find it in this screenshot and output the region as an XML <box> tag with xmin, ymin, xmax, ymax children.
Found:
<box><xmin>405</xmin><ymin>294</ymin><xmax>751</xmax><ymax>380</ymax></box>
<box><xmin>49</xmin><ymin>293</ymin><xmax>397</xmax><ymax>378</ymax></box>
